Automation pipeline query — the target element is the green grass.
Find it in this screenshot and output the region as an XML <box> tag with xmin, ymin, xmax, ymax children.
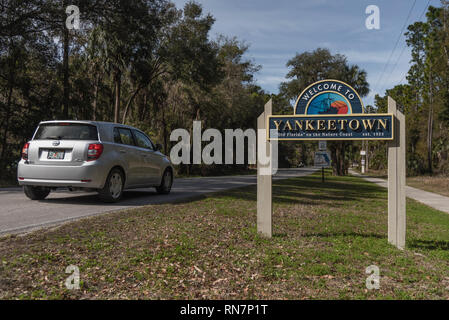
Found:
<box><xmin>1</xmin><ymin>170</ymin><xmax>449</xmax><ymax>299</ymax></box>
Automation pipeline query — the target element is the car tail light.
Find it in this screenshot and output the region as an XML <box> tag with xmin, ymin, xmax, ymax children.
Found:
<box><xmin>87</xmin><ymin>143</ymin><xmax>103</xmax><ymax>161</ymax></box>
<box><xmin>21</xmin><ymin>142</ymin><xmax>30</xmax><ymax>160</ymax></box>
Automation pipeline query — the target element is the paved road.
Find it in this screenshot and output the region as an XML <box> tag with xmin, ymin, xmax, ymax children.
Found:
<box><xmin>350</xmin><ymin>170</ymin><xmax>449</xmax><ymax>214</ymax></box>
<box><xmin>0</xmin><ymin>168</ymin><xmax>317</xmax><ymax>236</ymax></box>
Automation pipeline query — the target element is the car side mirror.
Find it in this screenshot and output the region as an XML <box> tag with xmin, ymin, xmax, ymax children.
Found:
<box><xmin>155</xmin><ymin>143</ymin><xmax>163</xmax><ymax>151</ymax></box>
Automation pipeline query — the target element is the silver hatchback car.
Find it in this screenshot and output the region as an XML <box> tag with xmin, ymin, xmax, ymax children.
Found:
<box><xmin>17</xmin><ymin>120</ymin><xmax>173</xmax><ymax>202</ymax></box>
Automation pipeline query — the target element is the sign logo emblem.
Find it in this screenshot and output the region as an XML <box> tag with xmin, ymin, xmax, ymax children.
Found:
<box><xmin>52</xmin><ymin>140</ymin><xmax>60</xmax><ymax>146</ymax></box>
<box><xmin>294</xmin><ymin>79</ymin><xmax>364</xmax><ymax>115</ymax></box>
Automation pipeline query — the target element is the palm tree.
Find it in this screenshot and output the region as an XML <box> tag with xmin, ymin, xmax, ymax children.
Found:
<box><xmin>89</xmin><ymin>26</ymin><xmax>128</xmax><ymax>123</ymax></box>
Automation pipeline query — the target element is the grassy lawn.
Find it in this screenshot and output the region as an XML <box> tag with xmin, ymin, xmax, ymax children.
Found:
<box><xmin>357</xmin><ymin>168</ymin><xmax>388</xmax><ymax>180</ymax></box>
<box><xmin>1</xmin><ymin>170</ymin><xmax>449</xmax><ymax>299</ymax></box>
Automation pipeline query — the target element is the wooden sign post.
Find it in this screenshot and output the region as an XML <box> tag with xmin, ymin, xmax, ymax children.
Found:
<box><xmin>388</xmin><ymin>97</ymin><xmax>406</xmax><ymax>249</ymax></box>
<box><xmin>257</xmin><ymin>99</ymin><xmax>272</xmax><ymax>238</ymax></box>
<box><xmin>256</xmin><ymin>79</ymin><xmax>406</xmax><ymax>250</ymax></box>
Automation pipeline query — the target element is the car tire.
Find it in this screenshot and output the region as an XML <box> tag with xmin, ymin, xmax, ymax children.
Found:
<box><xmin>156</xmin><ymin>169</ymin><xmax>173</xmax><ymax>195</ymax></box>
<box><xmin>23</xmin><ymin>186</ymin><xmax>51</xmax><ymax>200</ymax></box>
<box><xmin>98</xmin><ymin>168</ymin><xmax>125</xmax><ymax>203</ymax></box>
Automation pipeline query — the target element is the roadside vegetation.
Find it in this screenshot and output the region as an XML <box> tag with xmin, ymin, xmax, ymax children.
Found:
<box><xmin>407</xmin><ymin>175</ymin><xmax>449</xmax><ymax>197</ymax></box>
<box><xmin>3</xmin><ymin>2</ymin><xmax>448</xmax><ymax>181</ymax></box>
<box><xmin>1</xmin><ymin>171</ymin><xmax>449</xmax><ymax>300</ymax></box>
<box><xmin>357</xmin><ymin>168</ymin><xmax>449</xmax><ymax>198</ymax></box>
<box><xmin>0</xmin><ymin>180</ymin><xmax>18</xmax><ymax>188</ymax></box>
<box><xmin>365</xmin><ymin>4</ymin><xmax>449</xmax><ymax>177</ymax></box>
<box><xmin>0</xmin><ymin>0</ymin><xmax>272</xmax><ymax>182</ymax></box>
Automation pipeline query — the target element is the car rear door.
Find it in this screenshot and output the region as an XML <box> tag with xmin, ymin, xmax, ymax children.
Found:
<box><xmin>131</xmin><ymin>129</ymin><xmax>161</xmax><ymax>185</ymax></box>
<box><xmin>114</xmin><ymin>127</ymin><xmax>141</xmax><ymax>187</ymax></box>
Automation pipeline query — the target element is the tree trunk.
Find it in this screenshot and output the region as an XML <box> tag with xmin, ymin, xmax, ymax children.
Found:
<box><xmin>114</xmin><ymin>70</ymin><xmax>121</xmax><ymax>123</ymax></box>
<box><xmin>62</xmin><ymin>21</ymin><xmax>70</xmax><ymax>119</ymax></box>
<box><xmin>340</xmin><ymin>142</ymin><xmax>346</xmax><ymax>175</ymax></box>
<box><xmin>141</xmin><ymin>91</ymin><xmax>147</xmax><ymax>122</ymax></box>
<box><xmin>366</xmin><ymin>140</ymin><xmax>369</xmax><ymax>172</ymax></box>
<box><xmin>122</xmin><ymin>86</ymin><xmax>143</xmax><ymax>124</ymax></box>
<box><xmin>92</xmin><ymin>75</ymin><xmax>99</xmax><ymax>121</ymax></box>
<box><xmin>331</xmin><ymin>142</ymin><xmax>346</xmax><ymax>176</ymax></box>
<box><xmin>427</xmin><ymin>104</ymin><xmax>434</xmax><ymax>174</ymax></box>
<box><xmin>427</xmin><ymin>73</ymin><xmax>434</xmax><ymax>175</ymax></box>
<box><xmin>162</xmin><ymin>105</ymin><xmax>168</xmax><ymax>154</ymax></box>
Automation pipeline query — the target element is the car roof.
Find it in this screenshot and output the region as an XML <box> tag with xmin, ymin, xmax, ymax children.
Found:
<box><xmin>39</xmin><ymin>120</ymin><xmax>139</xmax><ymax>131</ymax></box>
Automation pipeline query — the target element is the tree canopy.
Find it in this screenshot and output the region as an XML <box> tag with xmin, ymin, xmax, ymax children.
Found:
<box><xmin>279</xmin><ymin>48</ymin><xmax>370</xmax><ymax>175</ymax></box>
<box><xmin>0</xmin><ymin>0</ymin><xmax>269</xmax><ymax>179</ymax></box>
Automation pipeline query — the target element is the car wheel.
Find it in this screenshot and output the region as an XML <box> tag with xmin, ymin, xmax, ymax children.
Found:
<box><xmin>23</xmin><ymin>186</ymin><xmax>51</xmax><ymax>200</ymax></box>
<box><xmin>156</xmin><ymin>169</ymin><xmax>173</xmax><ymax>195</ymax></box>
<box><xmin>98</xmin><ymin>168</ymin><xmax>124</xmax><ymax>202</ymax></box>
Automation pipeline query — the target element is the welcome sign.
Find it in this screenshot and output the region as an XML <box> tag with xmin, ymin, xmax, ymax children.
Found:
<box><xmin>267</xmin><ymin>79</ymin><xmax>394</xmax><ymax>141</ymax></box>
<box><xmin>294</xmin><ymin>79</ymin><xmax>364</xmax><ymax>115</ymax></box>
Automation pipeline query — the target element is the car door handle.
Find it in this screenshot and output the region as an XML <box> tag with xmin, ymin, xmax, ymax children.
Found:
<box><xmin>119</xmin><ymin>150</ymin><xmax>126</xmax><ymax>153</ymax></box>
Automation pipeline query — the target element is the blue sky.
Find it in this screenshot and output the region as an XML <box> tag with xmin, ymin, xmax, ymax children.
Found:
<box><xmin>172</xmin><ymin>0</ymin><xmax>437</xmax><ymax>107</ymax></box>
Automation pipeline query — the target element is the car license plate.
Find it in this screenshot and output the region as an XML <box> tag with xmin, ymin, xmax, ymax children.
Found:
<box><xmin>47</xmin><ymin>150</ymin><xmax>65</xmax><ymax>159</ymax></box>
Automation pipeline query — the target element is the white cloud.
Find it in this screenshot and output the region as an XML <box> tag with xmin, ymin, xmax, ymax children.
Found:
<box><xmin>256</xmin><ymin>76</ymin><xmax>287</xmax><ymax>86</ymax></box>
<box><xmin>342</xmin><ymin>50</ymin><xmax>393</xmax><ymax>64</ymax></box>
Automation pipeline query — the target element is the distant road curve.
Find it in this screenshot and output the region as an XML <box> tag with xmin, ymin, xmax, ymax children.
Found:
<box><xmin>0</xmin><ymin>168</ymin><xmax>317</xmax><ymax>236</ymax></box>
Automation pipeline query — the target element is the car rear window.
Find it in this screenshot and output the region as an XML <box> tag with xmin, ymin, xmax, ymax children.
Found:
<box><xmin>34</xmin><ymin>123</ymin><xmax>98</xmax><ymax>140</ymax></box>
